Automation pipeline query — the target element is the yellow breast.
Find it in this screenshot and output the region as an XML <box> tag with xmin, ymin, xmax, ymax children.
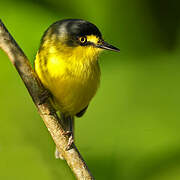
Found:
<box><xmin>35</xmin><ymin>44</ymin><xmax>101</xmax><ymax>116</ymax></box>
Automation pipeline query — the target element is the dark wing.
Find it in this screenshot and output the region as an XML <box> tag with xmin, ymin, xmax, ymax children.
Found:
<box><xmin>76</xmin><ymin>106</ymin><xmax>88</xmax><ymax>117</ymax></box>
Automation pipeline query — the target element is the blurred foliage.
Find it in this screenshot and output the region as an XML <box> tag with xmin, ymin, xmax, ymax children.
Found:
<box><xmin>0</xmin><ymin>0</ymin><xmax>180</xmax><ymax>179</ymax></box>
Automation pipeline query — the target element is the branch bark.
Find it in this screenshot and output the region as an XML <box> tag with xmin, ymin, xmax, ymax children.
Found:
<box><xmin>0</xmin><ymin>20</ymin><xmax>94</xmax><ymax>180</ymax></box>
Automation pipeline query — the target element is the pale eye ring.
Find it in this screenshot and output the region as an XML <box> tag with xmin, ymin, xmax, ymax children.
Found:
<box><xmin>78</xmin><ymin>36</ymin><xmax>87</xmax><ymax>44</ymax></box>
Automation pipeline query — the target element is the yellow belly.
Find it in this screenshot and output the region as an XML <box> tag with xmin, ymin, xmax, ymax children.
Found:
<box><xmin>35</xmin><ymin>52</ymin><xmax>100</xmax><ymax>116</ymax></box>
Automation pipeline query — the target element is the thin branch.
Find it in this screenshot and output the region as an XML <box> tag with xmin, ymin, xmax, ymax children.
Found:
<box><xmin>0</xmin><ymin>19</ymin><xmax>94</xmax><ymax>180</ymax></box>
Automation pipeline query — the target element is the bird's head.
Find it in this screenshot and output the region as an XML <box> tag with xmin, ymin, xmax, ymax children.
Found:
<box><xmin>39</xmin><ymin>19</ymin><xmax>120</xmax><ymax>62</ymax></box>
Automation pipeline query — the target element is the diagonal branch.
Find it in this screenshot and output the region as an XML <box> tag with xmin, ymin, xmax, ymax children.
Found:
<box><xmin>0</xmin><ymin>19</ymin><xmax>94</xmax><ymax>180</ymax></box>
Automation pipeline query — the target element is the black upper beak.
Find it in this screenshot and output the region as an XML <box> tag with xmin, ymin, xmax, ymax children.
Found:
<box><xmin>96</xmin><ymin>41</ymin><xmax>120</xmax><ymax>52</ymax></box>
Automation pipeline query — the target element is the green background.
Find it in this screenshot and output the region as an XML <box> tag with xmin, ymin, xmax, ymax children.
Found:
<box><xmin>1</xmin><ymin>0</ymin><xmax>180</xmax><ymax>179</ymax></box>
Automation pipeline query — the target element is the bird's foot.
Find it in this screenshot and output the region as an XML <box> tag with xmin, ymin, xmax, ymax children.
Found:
<box><xmin>62</xmin><ymin>130</ymin><xmax>72</xmax><ymax>136</ymax></box>
<box><xmin>55</xmin><ymin>130</ymin><xmax>74</xmax><ymax>159</ymax></box>
<box><xmin>66</xmin><ymin>134</ymin><xmax>74</xmax><ymax>151</ymax></box>
<box><xmin>62</xmin><ymin>131</ymin><xmax>74</xmax><ymax>151</ymax></box>
<box><xmin>38</xmin><ymin>89</ymin><xmax>51</xmax><ymax>105</ymax></box>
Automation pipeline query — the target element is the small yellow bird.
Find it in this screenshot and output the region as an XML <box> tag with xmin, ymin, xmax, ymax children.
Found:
<box><xmin>35</xmin><ymin>19</ymin><xmax>119</xmax><ymax>157</ymax></box>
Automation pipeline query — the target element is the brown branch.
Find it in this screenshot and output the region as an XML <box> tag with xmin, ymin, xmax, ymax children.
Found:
<box><xmin>0</xmin><ymin>19</ymin><xmax>94</xmax><ymax>180</ymax></box>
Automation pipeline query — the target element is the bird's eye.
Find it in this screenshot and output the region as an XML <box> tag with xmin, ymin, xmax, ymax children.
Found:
<box><xmin>78</xmin><ymin>36</ymin><xmax>87</xmax><ymax>44</ymax></box>
<box><xmin>97</xmin><ymin>39</ymin><xmax>103</xmax><ymax>44</ymax></box>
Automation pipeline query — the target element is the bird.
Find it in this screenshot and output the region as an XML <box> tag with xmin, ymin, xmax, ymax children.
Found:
<box><xmin>35</xmin><ymin>19</ymin><xmax>120</xmax><ymax>158</ymax></box>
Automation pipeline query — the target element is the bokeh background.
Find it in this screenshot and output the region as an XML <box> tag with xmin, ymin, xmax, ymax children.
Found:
<box><xmin>1</xmin><ymin>0</ymin><xmax>180</xmax><ymax>179</ymax></box>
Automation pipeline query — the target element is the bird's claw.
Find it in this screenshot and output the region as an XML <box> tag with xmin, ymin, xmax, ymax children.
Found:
<box><xmin>62</xmin><ymin>131</ymin><xmax>74</xmax><ymax>151</ymax></box>
<box><xmin>62</xmin><ymin>130</ymin><xmax>72</xmax><ymax>136</ymax></box>
<box><xmin>66</xmin><ymin>134</ymin><xmax>74</xmax><ymax>151</ymax></box>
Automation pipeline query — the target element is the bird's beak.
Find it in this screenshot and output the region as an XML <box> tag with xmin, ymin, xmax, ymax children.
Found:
<box><xmin>96</xmin><ymin>41</ymin><xmax>120</xmax><ymax>52</ymax></box>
